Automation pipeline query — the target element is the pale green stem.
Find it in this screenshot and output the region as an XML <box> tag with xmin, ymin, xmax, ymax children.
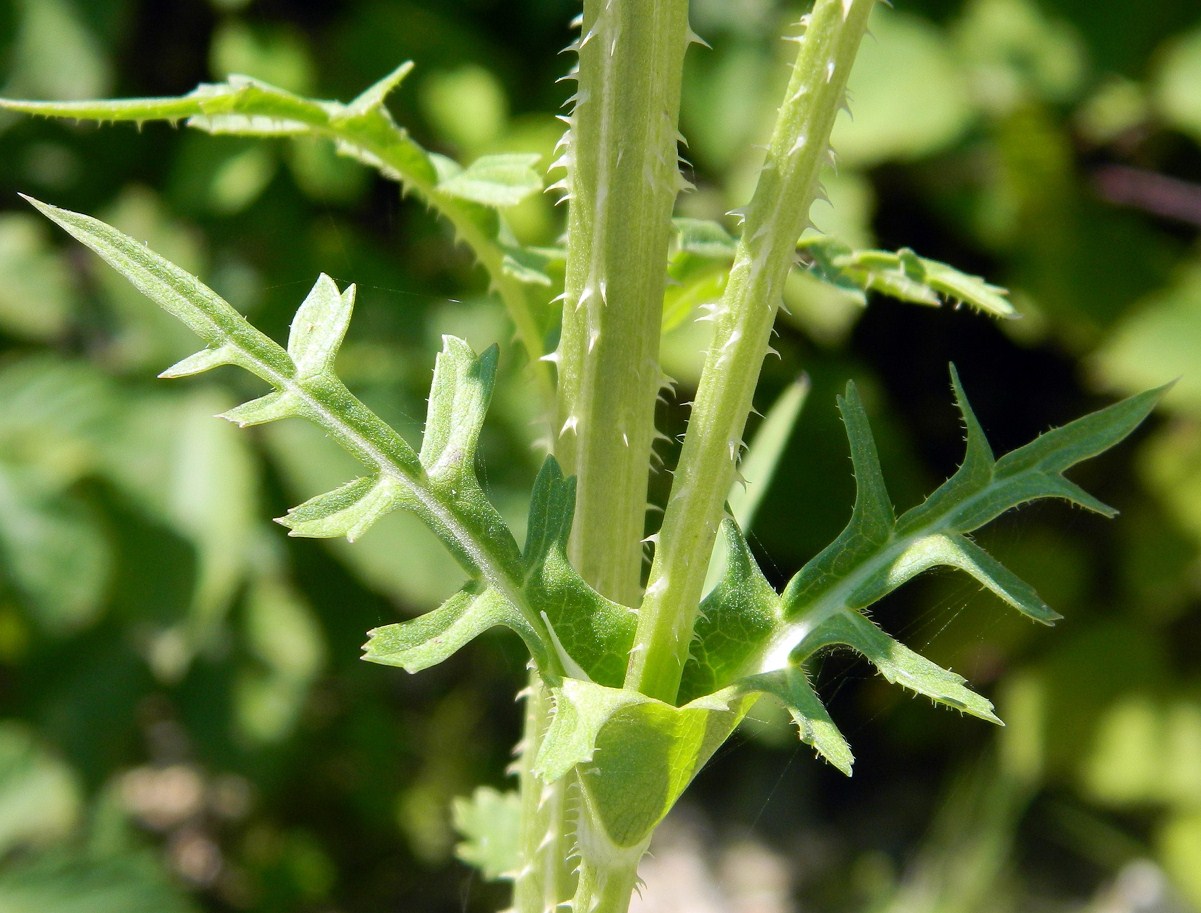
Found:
<box><xmin>512</xmin><ymin>676</ymin><xmax>577</xmax><ymax>913</ymax></box>
<box><xmin>626</xmin><ymin>0</ymin><xmax>878</xmax><ymax>702</ymax></box>
<box><xmin>511</xmin><ymin>5</ymin><xmax>695</xmax><ymax>909</ymax></box>
<box><xmin>553</xmin><ymin>0</ymin><xmax>693</xmax><ymax>606</ymax></box>
<box><xmin>567</xmin><ymin>799</ymin><xmax>649</xmax><ymax>913</ymax></box>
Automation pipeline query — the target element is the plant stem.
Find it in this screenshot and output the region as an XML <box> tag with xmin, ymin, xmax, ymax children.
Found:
<box><xmin>512</xmin><ymin>676</ymin><xmax>577</xmax><ymax>913</ymax></box>
<box><xmin>511</xmin><ymin>6</ymin><xmax>696</xmax><ymax>909</ymax></box>
<box><xmin>553</xmin><ymin>0</ymin><xmax>693</xmax><ymax>606</ymax></box>
<box><xmin>626</xmin><ymin>0</ymin><xmax>878</xmax><ymax>703</ymax></box>
<box><xmin>568</xmin><ymin>800</ymin><xmax>649</xmax><ymax>913</ymax></box>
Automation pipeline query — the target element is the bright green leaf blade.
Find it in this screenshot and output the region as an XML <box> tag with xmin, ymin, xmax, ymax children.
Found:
<box><xmin>287</xmin><ymin>274</ymin><xmax>355</xmax><ymax>379</ymax></box>
<box><xmin>219</xmin><ymin>390</ymin><xmax>303</xmax><ymax>427</ymax></box>
<box><xmin>452</xmin><ymin>787</ymin><xmax>522</xmax><ymax>882</ymax></box>
<box><xmin>0</xmin><ymin>214</ymin><xmax>77</xmax><ymax>341</ymax></box>
<box><xmin>994</xmin><ymin>383</ymin><xmax>1169</xmax><ymax>480</ymax></box>
<box><xmin>729</xmin><ymin>376</ymin><xmax>809</xmax><ymax>532</ymax></box>
<box><xmin>744</xmin><ymin>669</ymin><xmax>853</xmax><ymax>775</ymax></box>
<box><xmin>799</xmin><ymin>237</ymin><xmax>1016</xmax><ymax>318</ymax></box>
<box><xmin>419</xmin><ymin>338</ymin><xmax>499</xmax><ymax>483</ymax></box>
<box><xmin>534</xmin><ymin>679</ymin><xmax>753</xmax><ymax>848</ymax></box>
<box><xmin>3</xmin><ymin>69</ymin><xmax>552</xmax><ymax>380</ymax></box>
<box><xmin>672</xmin><ymin>218</ymin><xmax>738</xmax><ymax>259</ymax></box>
<box><xmin>522</xmin><ymin>458</ymin><xmax>636</xmax><ymax>687</ymax></box>
<box><xmin>847</xmin><ymin>532</ymin><xmax>1060</xmax><ymax>625</ymax></box>
<box><xmin>0</xmin><ymin>851</ymin><xmax>199</xmax><ymax>913</ymax></box>
<box><xmin>21</xmin><ymin>196</ymin><xmax>293</xmax><ymax>383</ymax></box>
<box><xmin>236</xmin><ymin>576</ymin><xmax>327</xmax><ymax>746</ymax></box>
<box><xmin>363</xmin><ymin>584</ymin><xmax>546</xmax><ymax>674</ymax></box>
<box><xmin>277</xmin><ymin>475</ymin><xmax>405</xmax><ymax>542</ymax></box>
<box><xmin>804</xmin><ymin>611</ymin><xmax>1000</xmax><ymax>723</ymax></box>
<box><xmin>436</xmin><ymin>153</ymin><xmax>543</xmax><ymax>207</ymax></box>
<box><xmin>0</xmin><ymin>724</ymin><xmax>81</xmax><ymax>856</ymax></box>
<box><xmin>0</xmin><ymin>467</ymin><xmax>111</xmax><ymax>633</ymax></box>
<box><xmin>920</xmin><ymin>258</ymin><xmax>1014</xmax><ymax>318</ymax></box>
<box><xmin>682</xmin><ymin>519</ymin><xmax>780</xmax><ymax>703</ymax></box>
<box><xmin>840</xmin><ymin>381</ymin><xmax>895</xmax><ymax>537</ymax></box>
<box><xmin>346</xmin><ymin>61</ymin><xmax>415</xmax><ymax>117</ymax></box>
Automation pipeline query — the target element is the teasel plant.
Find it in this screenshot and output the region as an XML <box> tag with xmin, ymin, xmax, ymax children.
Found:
<box><xmin>0</xmin><ymin>1</ymin><xmax>1164</xmax><ymax>911</ymax></box>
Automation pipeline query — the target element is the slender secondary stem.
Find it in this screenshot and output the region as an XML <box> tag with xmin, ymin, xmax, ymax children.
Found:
<box><xmin>553</xmin><ymin>0</ymin><xmax>693</xmax><ymax>606</ymax></box>
<box><xmin>626</xmin><ymin>0</ymin><xmax>878</xmax><ymax>703</ymax></box>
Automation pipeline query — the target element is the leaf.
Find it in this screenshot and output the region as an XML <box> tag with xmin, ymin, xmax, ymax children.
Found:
<box><xmin>419</xmin><ymin>337</ymin><xmax>497</xmax><ymax>485</ymax></box>
<box><xmin>785</xmin><ymin>370</ymin><xmax>1165</xmax><ymax>623</ymax></box>
<box><xmin>0</xmin><ymin>851</ymin><xmax>199</xmax><ymax>913</ymax></box>
<box><xmin>678</xmin><ymin>369</ymin><xmax>1161</xmax><ymax>773</ymax></box>
<box><xmin>683</xmin><ymin>519</ymin><xmax>780</xmax><ymax>703</ymax></box>
<box><xmin>799</xmin><ymin>237</ymin><xmax>1015</xmax><ymax>318</ymax></box>
<box><xmin>663</xmin><ymin>218</ymin><xmax>738</xmax><ymax>331</ymax></box>
<box><xmin>363</xmin><ymin>583</ymin><xmax>546</xmax><ymax>673</ymax></box>
<box><xmin>743</xmin><ymin>668</ymin><xmax>853</xmax><ymax>775</ymax></box>
<box><xmin>277</xmin><ymin>475</ymin><xmax>403</xmax><ymax>541</ymax></box>
<box><xmin>500</xmin><ymin>245</ymin><xmax>558</xmax><ymax>287</ymax></box>
<box><xmin>0</xmin><ymin>466</ymin><xmax>111</xmax><ymax>633</ymax></box>
<box><xmin>1153</xmin><ymin>22</ymin><xmax>1201</xmax><ymax>145</ymax></box>
<box><xmin>798</xmin><ymin>611</ymin><xmax>1000</xmax><ymax>722</ymax></box>
<box><xmin>287</xmin><ymin>274</ymin><xmax>355</xmax><ymax>379</ymax></box>
<box><xmin>672</xmin><ymin>218</ymin><xmax>738</xmax><ymax>259</ymax></box>
<box><xmin>0</xmin><ymin>68</ymin><xmax>552</xmax><ymax>375</ymax></box>
<box><xmin>27</xmin><ymin>198</ymin><xmax>562</xmax><ymax>679</ymax></box>
<box><xmin>829</xmin><ymin>8</ymin><xmax>973</xmax><ymax>167</ymax></box>
<box><xmin>452</xmin><ymin>787</ymin><xmax>522</xmax><ymax>881</ymax></box>
<box><xmin>0</xmin><ymin>214</ymin><xmax>76</xmax><ymax>341</ymax></box>
<box><xmin>1091</xmin><ymin>262</ymin><xmax>1201</xmax><ymax>412</ymax></box>
<box><xmin>533</xmin><ymin>678</ymin><xmax>753</xmax><ymax>848</ymax></box>
<box><xmin>436</xmin><ymin>153</ymin><xmax>543</xmax><ymax>208</ymax></box>
<box><xmin>235</xmin><ymin>576</ymin><xmax>327</xmax><ymax>745</ymax></box>
<box><xmin>727</xmin><ymin>376</ymin><xmax>809</xmax><ymax>533</ymax></box>
<box><xmin>521</xmin><ymin>458</ymin><xmax>637</xmax><ymax>687</ymax></box>
<box><xmin>22</xmin><ymin>196</ymin><xmax>292</xmax><ymax>383</ymax></box>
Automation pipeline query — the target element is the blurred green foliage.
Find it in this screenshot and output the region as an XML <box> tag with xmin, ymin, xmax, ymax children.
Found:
<box><xmin>0</xmin><ymin>0</ymin><xmax>1199</xmax><ymax>911</ymax></box>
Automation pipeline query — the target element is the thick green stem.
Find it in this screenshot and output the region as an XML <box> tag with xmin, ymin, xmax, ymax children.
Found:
<box><xmin>511</xmin><ymin>6</ymin><xmax>696</xmax><ymax>909</ymax></box>
<box><xmin>626</xmin><ymin>0</ymin><xmax>878</xmax><ymax>702</ymax></box>
<box><xmin>553</xmin><ymin>0</ymin><xmax>693</xmax><ymax>605</ymax></box>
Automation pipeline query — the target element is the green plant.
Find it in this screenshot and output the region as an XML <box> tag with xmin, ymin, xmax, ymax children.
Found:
<box><xmin>0</xmin><ymin>2</ymin><xmax>1164</xmax><ymax>911</ymax></box>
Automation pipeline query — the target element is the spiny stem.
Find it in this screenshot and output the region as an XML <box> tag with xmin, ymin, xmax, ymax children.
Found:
<box><xmin>512</xmin><ymin>677</ymin><xmax>577</xmax><ymax>913</ymax></box>
<box><xmin>552</xmin><ymin>0</ymin><xmax>693</xmax><ymax>605</ymax></box>
<box><xmin>626</xmin><ymin>0</ymin><xmax>878</xmax><ymax>703</ymax></box>
<box><xmin>567</xmin><ymin>802</ymin><xmax>648</xmax><ymax>913</ymax></box>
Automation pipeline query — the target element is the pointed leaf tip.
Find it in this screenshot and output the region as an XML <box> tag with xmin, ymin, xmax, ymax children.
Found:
<box><xmin>346</xmin><ymin>61</ymin><xmax>416</xmax><ymax>116</ymax></box>
<box><xmin>278</xmin><ymin>475</ymin><xmax>405</xmax><ymax>541</ymax></box>
<box><xmin>288</xmin><ymin>274</ymin><xmax>355</xmax><ymax>379</ymax></box>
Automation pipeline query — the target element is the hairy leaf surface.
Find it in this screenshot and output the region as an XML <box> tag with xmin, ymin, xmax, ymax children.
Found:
<box><xmin>1</xmin><ymin>69</ymin><xmax>551</xmax><ymax>379</ymax></box>
<box><xmin>799</xmin><ymin>237</ymin><xmax>1016</xmax><ymax>317</ymax></box>
<box><xmin>678</xmin><ymin>369</ymin><xmax>1163</xmax><ymax>772</ymax></box>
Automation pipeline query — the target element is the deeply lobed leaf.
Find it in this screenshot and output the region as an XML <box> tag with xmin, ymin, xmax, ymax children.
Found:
<box><xmin>799</xmin><ymin>236</ymin><xmax>1016</xmax><ymax>318</ymax></box>
<box><xmin>675</xmin><ymin>369</ymin><xmax>1163</xmax><ymax>774</ymax></box>
<box><xmin>2</xmin><ymin>68</ymin><xmax>554</xmax><ymax>385</ymax></box>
